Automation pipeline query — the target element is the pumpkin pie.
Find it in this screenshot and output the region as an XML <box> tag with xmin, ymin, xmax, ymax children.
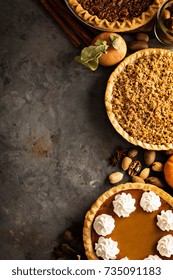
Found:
<box><xmin>83</xmin><ymin>183</ymin><xmax>173</xmax><ymax>260</ymax></box>
<box><xmin>105</xmin><ymin>48</ymin><xmax>173</xmax><ymax>151</ymax></box>
<box><xmin>66</xmin><ymin>0</ymin><xmax>164</xmax><ymax>32</ymax></box>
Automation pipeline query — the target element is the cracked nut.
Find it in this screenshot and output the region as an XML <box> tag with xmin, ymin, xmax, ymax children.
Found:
<box><xmin>145</xmin><ymin>177</ymin><xmax>164</xmax><ymax>188</ymax></box>
<box><xmin>128</xmin><ymin>160</ymin><xmax>141</xmax><ymax>176</ymax></box>
<box><xmin>144</xmin><ymin>150</ymin><xmax>156</xmax><ymax>166</ymax></box>
<box><xmin>152</xmin><ymin>162</ymin><xmax>163</xmax><ymax>172</ymax></box>
<box><xmin>121</xmin><ymin>156</ymin><xmax>132</xmax><ymax>171</ymax></box>
<box><xmin>139</xmin><ymin>168</ymin><xmax>150</xmax><ymax>180</ymax></box>
<box><xmin>109</xmin><ymin>172</ymin><xmax>123</xmax><ymax>184</ymax></box>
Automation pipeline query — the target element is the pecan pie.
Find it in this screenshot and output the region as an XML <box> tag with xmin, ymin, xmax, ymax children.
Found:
<box><xmin>83</xmin><ymin>183</ymin><xmax>173</xmax><ymax>260</ymax></box>
<box><xmin>67</xmin><ymin>0</ymin><xmax>164</xmax><ymax>32</ymax></box>
<box><xmin>105</xmin><ymin>48</ymin><xmax>173</xmax><ymax>150</ymax></box>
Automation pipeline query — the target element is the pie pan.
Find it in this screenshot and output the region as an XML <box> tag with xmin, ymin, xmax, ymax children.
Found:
<box><xmin>65</xmin><ymin>0</ymin><xmax>164</xmax><ymax>32</ymax></box>
<box><xmin>105</xmin><ymin>48</ymin><xmax>173</xmax><ymax>150</ymax></box>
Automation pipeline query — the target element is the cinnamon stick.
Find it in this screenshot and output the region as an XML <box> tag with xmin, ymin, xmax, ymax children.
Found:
<box><xmin>40</xmin><ymin>0</ymin><xmax>82</xmax><ymax>47</ymax></box>
<box><xmin>48</xmin><ymin>0</ymin><xmax>94</xmax><ymax>45</ymax></box>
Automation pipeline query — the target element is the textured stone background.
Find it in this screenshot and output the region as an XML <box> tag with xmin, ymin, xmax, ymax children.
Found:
<box><xmin>0</xmin><ymin>0</ymin><xmax>172</xmax><ymax>259</ymax></box>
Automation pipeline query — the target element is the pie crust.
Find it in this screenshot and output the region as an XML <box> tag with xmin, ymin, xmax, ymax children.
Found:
<box><xmin>105</xmin><ymin>48</ymin><xmax>173</xmax><ymax>151</ymax></box>
<box><xmin>66</xmin><ymin>0</ymin><xmax>164</xmax><ymax>32</ymax></box>
<box><xmin>83</xmin><ymin>182</ymin><xmax>173</xmax><ymax>260</ymax></box>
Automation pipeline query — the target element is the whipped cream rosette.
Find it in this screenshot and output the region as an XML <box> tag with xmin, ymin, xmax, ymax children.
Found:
<box><xmin>112</xmin><ymin>192</ymin><xmax>136</xmax><ymax>217</ymax></box>
<box><xmin>140</xmin><ymin>191</ymin><xmax>161</xmax><ymax>212</ymax></box>
<box><xmin>93</xmin><ymin>214</ymin><xmax>115</xmax><ymax>236</ymax></box>
<box><xmin>157</xmin><ymin>210</ymin><xmax>173</xmax><ymax>231</ymax></box>
<box><xmin>95</xmin><ymin>237</ymin><xmax>119</xmax><ymax>260</ymax></box>
<box><xmin>157</xmin><ymin>234</ymin><xmax>173</xmax><ymax>257</ymax></box>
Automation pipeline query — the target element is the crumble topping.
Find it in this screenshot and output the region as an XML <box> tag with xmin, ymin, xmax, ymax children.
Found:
<box><xmin>111</xmin><ymin>52</ymin><xmax>173</xmax><ymax>145</ymax></box>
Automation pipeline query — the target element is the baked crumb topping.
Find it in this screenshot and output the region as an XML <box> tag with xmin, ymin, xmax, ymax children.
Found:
<box><xmin>78</xmin><ymin>0</ymin><xmax>154</xmax><ymax>22</ymax></box>
<box><xmin>111</xmin><ymin>52</ymin><xmax>173</xmax><ymax>145</ymax></box>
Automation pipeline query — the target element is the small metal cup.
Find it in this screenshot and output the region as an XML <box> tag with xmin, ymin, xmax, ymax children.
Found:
<box><xmin>154</xmin><ymin>0</ymin><xmax>173</xmax><ymax>45</ymax></box>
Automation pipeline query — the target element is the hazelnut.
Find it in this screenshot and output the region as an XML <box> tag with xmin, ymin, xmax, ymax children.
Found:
<box><xmin>152</xmin><ymin>162</ymin><xmax>163</xmax><ymax>172</ymax></box>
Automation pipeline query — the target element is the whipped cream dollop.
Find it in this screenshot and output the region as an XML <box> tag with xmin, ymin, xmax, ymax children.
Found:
<box><xmin>157</xmin><ymin>210</ymin><xmax>173</xmax><ymax>231</ymax></box>
<box><xmin>95</xmin><ymin>237</ymin><xmax>120</xmax><ymax>260</ymax></box>
<box><xmin>140</xmin><ymin>191</ymin><xmax>161</xmax><ymax>212</ymax></box>
<box><xmin>144</xmin><ymin>255</ymin><xmax>162</xmax><ymax>260</ymax></box>
<box><xmin>112</xmin><ymin>192</ymin><xmax>136</xmax><ymax>217</ymax></box>
<box><xmin>157</xmin><ymin>234</ymin><xmax>173</xmax><ymax>257</ymax></box>
<box><xmin>93</xmin><ymin>214</ymin><xmax>115</xmax><ymax>236</ymax></box>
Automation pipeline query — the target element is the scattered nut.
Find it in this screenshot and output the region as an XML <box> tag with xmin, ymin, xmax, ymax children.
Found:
<box><xmin>168</xmin><ymin>4</ymin><xmax>173</xmax><ymax>13</ymax></box>
<box><xmin>63</xmin><ymin>230</ymin><xmax>74</xmax><ymax>241</ymax></box>
<box><xmin>128</xmin><ymin>149</ymin><xmax>138</xmax><ymax>158</ymax></box>
<box><xmin>132</xmin><ymin>176</ymin><xmax>145</xmax><ymax>183</ymax></box>
<box><xmin>139</xmin><ymin>168</ymin><xmax>150</xmax><ymax>180</ymax></box>
<box><xmin>128</xmin><ymin>160</ymin><xmax>142</xmax><ymax>176</ymax></box>
<box><xmin>165</xmin><ymin>149</ymin><xmax>173</xmax><ymax>155</ymax></box>
<box><xmin>135</xmin><ymin>32</ymin><xmax>149</xmax><ymax>43</ymax></box>
<box><xmin>109</xmin><ymin>172</ymin><xmax>123</xmax><ymax>184</ymax></box>
<box><xmin>121</xmin><ymin>156</ymin><xmax>132</xmax><ymax>171</ymax></box>
<box><xmin>152</xmin><ymin>162</ymin><xmax>163</xmax><ymax>172</ymax></box>
<box><xmin>144</xmin><ymin>150</ymin><xmax>156</xmax><ymax>166</ymax></box>
<box><xmin>164</xmin><ymin>17</ymin><xmax>173</xmax><ymax>29</ymax></box>
<box><xmin>61</xmin><ymin>243</ymin><xmax>79</xmax><ymax>259</ymax></box>
<box><xmin>145</xmin><ymin>177</ymin><xmax>164</xmax><ymax>188</ymax></box>
<box><xmin>162</xmin><ymin>8</ymin><xmax>171</xmax><ymax>20</ymax></box>
<box><xmin>128</xmin><ymin>40</ymin><xmax>148</xmax><ymax>52</ymax></box>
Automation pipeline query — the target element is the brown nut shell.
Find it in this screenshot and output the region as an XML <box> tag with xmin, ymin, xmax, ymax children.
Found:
<box><xmin>135</xmin><ymin>33</ymin><xmax>149</xmax><ymax>43</ymax></box>
<box><xmin>128</xmin><ymin>149</ymin><xmax>138</xmax><ymax>158</ymax></box>
<box><xmin>145</xmin><ymin>177</ymin><xmax>164</xmax><ymax>188</ymax></box>
<box><xmin>144</xmin><ymin>150</ymin><xmax>156</xmax><ymax>166</ymax></box>
<box><xmin>165</xmin><ymin>149</ymin><xmax>173</xmax><ymax>155</ymax></box>
<box><xmin>128</xmin><ymin>41</ymin><xmax>148</xmax><ymax>52</ymax></box>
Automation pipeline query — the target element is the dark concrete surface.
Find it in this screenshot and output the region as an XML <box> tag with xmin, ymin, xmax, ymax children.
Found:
<box><xmin>0</xmin><ymin>0</ymin><xmax>172</xmax><ymax>260</ymax></box>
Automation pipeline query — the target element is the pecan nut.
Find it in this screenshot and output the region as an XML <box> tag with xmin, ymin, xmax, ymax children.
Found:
<box><xmin>128</xmin><ymin>160</ymin><xmax>142</xmax><ymax>176</ymax></box>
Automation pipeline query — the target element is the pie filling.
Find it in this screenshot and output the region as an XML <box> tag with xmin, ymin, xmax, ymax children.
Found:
<box><xmin>77</xmin><ymin>0</ymin><xmax>154</xmax><ymax>22</ymax></box>
<box><xmin>110</xmin><ymin>52</ymin><xmax>173</xmax><ymax>146</ymax></box>
<box><xmin>91</xmin><ymin>189</ymin><xmax>173</xmax><ymax>260</ymax></box>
